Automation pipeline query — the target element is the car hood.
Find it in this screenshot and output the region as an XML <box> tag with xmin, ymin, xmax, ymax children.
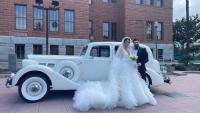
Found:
<box><xmin>27</xmin><ymin>54</ymin><xmax>83</xmax><ymax>60</ymax></box>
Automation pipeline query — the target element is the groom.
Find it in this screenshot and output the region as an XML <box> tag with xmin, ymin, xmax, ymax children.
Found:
<box><xmin>132</xmin><ymin>38</ymin><xmax>149</xmax><ymax>82</ymax></box>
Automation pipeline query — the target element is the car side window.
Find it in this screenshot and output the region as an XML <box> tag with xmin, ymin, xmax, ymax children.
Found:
<box><xmin>90</xmin><ymin>46</ymin><xmax>110</xmax><ymax>58</ymax></box>
<box><xmin>115</xmin><ymin>46</ymin><xmax>119</xmax><ymax>53</ymax></box>
<box><xmin>80</xmin><ymin>45</ymin><xmax>88</xmax><ymax>56</ymax></box>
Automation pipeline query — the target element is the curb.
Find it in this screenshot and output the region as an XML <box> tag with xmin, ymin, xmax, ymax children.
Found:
<box><xmin>0</xmin><ymin>74</ymin><xmax>10</xmax><ymax>78</ymax></box>
<box><xmin>172</xmin><ymin>71</ymin><xmax>200</xmax><ymax>76</ymax></box>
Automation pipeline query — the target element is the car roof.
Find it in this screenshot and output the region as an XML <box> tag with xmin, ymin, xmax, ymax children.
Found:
<box><xmin>87</xmin><ymin>42</ymin><xmax>150</xmax><ymax>50</ymax></box>
<box><xmin>88</xmin><ymin>42</ymin><xmax>121</xmax><ymax>46</ymax></box>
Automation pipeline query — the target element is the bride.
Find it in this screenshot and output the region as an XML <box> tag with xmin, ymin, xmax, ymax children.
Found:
<box><xmin>73</xmin><ymin>37</ymin><xmax>157</xmax><ymax>111</ymax></box>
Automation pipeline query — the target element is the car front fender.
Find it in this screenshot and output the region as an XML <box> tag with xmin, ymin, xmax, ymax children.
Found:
<box><xmin>12</xmin><ymin>65</ymin><xmax>80</xmax><ymax>90</ymax></box>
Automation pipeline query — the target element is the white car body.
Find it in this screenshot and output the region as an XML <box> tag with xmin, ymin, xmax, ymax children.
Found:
<box><xmin>6</xmin><ymin>42</ymin><xmax>168</xmax><ymax>102</ymax></box>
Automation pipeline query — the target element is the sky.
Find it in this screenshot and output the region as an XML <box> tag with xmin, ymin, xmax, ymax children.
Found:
<box><xmin>173</xmin><ymin>0</ymin><xmax>200</xmax><ymax>21</ymax></box>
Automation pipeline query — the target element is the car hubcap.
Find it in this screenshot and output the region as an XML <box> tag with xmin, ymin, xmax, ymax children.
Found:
<box><xmin>27</xmin><ymin>82</ymin><xmax>42</xmax><ymax>96</ymax></box>
<box><xmin>60</xmin><ymin>67</ymin><xmax>74</xmax><ymax>79</ymax></box>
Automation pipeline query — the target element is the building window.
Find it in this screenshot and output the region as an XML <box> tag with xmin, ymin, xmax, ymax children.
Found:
<box><xmin>136</xmin><ymin>0</ymin><xmax>143</xmax><ymax>5</ymax></box>
<box><xmin>103</xmin><ymin>0</ymin><xmax>117</xmax><ymax>3</ymax></box>
<box><xmin>50</xmin><ymin>45</ymin><xmax>59</xmax><ymax>55</ymax></box>
<box><xmin>146</xmin><ymin>21</ymin><xmax>153</xmax><ymax>39</ymax></box>
<box><xmin>33</xmin><ymin>7</ymin><xmax>43</xmax><ymax>31</ymax></box>
<box><xmin>15</xmin><ymin>5</ymin><xmax>27</xmax><ymax>30</ymax></box>
<box><xmin>158</xmin><ymin>49</ymin><xmax>163</xmax><ymax>60</ymax></box>
<box><xmin>111</xmin><ymin>23</ymin><xmax>117</xmax><ymax>40</ymax></box>
<box><xmin>50</xmin><ymin>10</ymin><xmax>59</xmax><ymax>32</ymax></box>
<box><xmin>156</xmin><ymin>0</ymin><xmax>163</xmax><ymax>7</ymax></box>
<box><xmin>111</xmin><ymin>0</ymin><xmax>117</xmax><ymax>3</ymax></box>
<box><xmin>103</xmin><ymin>0</ymin><xmax>109</xmax><ymax>2</ymax></box>
<box><xmin>103</xmin><ymin>22</ymin><xmax>109</xmax><ymax>39</ymax></box>
<box><xmin>15</xmin><ymin>44</ymin><xmax>25</xmax><ymax>59</ymax></box>
<box><xmin>156</xmin><ymin>22</ymin><xmax>163</xmax><ymax>40</ymax></box>
<box><xmin>146</xmin><ymin>0</ymin><xmax>153</xmax><ymax>6</ymax></box>
<box><xmin>89</xmin><ymin>0</ymin><xmax>93</xmax><ymax>4</ymax></box>
<box><xmin>66</xmin><ymin>45</ymin><xmax>74</xmax><ymax>55</ymax></box>
<box><xmin>89</xmin><ymin>20</ymin><xmax>93</xmax><ymax>36</ymax></box>
<box><xmin>65</xmin><ymin>10</ymin><xmax>75</xmax><ymax>33</ymax></box>
<box><xmin>33</xmin><ymin>45</ymin><xmax>42</xmax><ymax>54</ymax></box>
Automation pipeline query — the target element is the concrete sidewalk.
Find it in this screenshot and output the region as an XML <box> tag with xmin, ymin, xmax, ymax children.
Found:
<box><xmin>0</xmin><ymin>74</ymin><xmax>200</xmax><ymax>113</ymax></box>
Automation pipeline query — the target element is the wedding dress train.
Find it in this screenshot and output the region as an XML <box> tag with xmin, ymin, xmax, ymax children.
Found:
<box><xmin>73</xmin><ymin>39</ymin><xmax>157</xmax><ymax>111</ymax></box>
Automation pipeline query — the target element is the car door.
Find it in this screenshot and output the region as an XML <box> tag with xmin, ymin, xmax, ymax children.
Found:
<box><xmin>79</xmin><ymin>45</ymin><xmax>112</xmax><ymax>81</ymax></box>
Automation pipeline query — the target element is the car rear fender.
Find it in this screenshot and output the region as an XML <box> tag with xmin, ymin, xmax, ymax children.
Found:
<box><xmin>146</xmin><ymin>67</ymin><xmax>164</xmax><ymax>86</ymax></box>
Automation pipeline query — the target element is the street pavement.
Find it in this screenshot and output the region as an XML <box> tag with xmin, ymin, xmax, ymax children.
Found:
<box><xmin>0</xmin><ymin>74</ymin><xmax>200</xmax><ymax>113</ymax></box>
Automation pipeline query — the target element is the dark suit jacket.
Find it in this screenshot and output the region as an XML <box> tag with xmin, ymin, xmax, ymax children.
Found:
<box><xmin>136</xmin><ymin>47</ymin><xmax>149</xmax><ymax>72</ymax></box>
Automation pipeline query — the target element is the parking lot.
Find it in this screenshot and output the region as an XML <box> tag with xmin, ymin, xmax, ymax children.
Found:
<box><xmin>0</xmin><ymin>73</ymin><xmax>200</xmax><ymax>113</ymax></box>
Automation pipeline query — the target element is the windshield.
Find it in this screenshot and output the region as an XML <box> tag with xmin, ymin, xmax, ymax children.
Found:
<box><xmin>80</xmin><ymin>45</ymin><xmax>88</xmax><ymax>56</ymax></box>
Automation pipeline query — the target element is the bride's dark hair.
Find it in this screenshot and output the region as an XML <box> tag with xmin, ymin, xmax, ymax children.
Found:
<box><xmin>123</xmin><ymin>37</ymin><xmax>130</xmax><ymax>43</ymax></box>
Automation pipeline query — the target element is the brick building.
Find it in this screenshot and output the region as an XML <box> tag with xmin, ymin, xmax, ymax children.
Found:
<box><xmin>0</xmin><ymin>0</ymin><xmax>173</xmax><ymax>69</ymax></box>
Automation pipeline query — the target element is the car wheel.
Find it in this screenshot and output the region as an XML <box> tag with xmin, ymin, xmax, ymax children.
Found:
<box><xmin>18</xmin><ymin>75</ymin><xmax>49</xmax><ymax>103</ymax></box>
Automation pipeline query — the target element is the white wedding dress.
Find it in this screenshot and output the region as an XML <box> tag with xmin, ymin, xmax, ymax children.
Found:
<box><xmin>73</xmin><ymin>39</ymin><xmax>157</xmax><ymax>111</ymax></box>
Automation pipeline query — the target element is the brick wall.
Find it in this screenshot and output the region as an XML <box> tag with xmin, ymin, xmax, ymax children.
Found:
<box><xmin>0</xmin><ymin>0</ymin><xmax>89</xmax><ymax>39</ymax></box>
<box><xmin>124</xmin><ymin>0</ymin><xmax>173</xmax><ymax>44</ymax></box>
<box><xmin>89</xmin><ymin>0</ymin><xmax>122</xmax><ymax>41</ymax></box>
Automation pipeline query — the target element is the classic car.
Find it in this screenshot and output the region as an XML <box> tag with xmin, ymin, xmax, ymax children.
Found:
<box><xmin>6</xmin><ymin>42</ymin><xmax>170</xmax><ymax>102</ymax></box>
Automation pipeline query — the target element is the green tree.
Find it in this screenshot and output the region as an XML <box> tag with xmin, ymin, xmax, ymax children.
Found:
<box><xmin>173</xmin><ymin>15</ymin><xmax>200</xmax><ymax>65</ymax></box>
<box><xmin>173</xmin><ymin>15</ymin><xmax>200</xmax><ymax>49</ymax></box>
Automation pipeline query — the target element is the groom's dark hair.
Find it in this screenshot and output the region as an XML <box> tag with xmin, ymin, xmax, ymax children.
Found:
<box><xmin>133</xmin><ymin>38</ymin><xmax>139</xmax><ymax>42</ymax></box>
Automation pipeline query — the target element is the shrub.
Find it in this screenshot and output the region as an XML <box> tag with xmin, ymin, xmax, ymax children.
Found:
<box><xmin>174</xmin><ymin>65</ymin><xmax>186</xmax><ymax>71</ymax></box>
<box><xmin>178</xmin><ymin>55</ymin><xmax>192</xmax><ymax>65</ymax></box>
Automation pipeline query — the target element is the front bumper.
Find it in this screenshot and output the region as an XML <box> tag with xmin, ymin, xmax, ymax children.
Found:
<box><xmin>5</xmin><ymin>73</ymin><xmax>15</xmax><ymax>88</ymax></box>
<box><xmin>163</xmin><ymin>73</ymin><xmax>171</xmax><ymax>84</ymax></box>
<box><xmin>164</xmin><ymin>78</ymin><xmax>171</xmax><ymax>84</ymax></box>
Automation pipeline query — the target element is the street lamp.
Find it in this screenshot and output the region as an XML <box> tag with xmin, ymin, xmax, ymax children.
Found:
<box><xmin>154</xmin><ymin>21</ymin><xmax>159</xmax><ymax>60</ymax></box>
<box><xmin>35</xmin><ymin>0</ymin><xmax>59</xmax><ymax>55</ymax></box>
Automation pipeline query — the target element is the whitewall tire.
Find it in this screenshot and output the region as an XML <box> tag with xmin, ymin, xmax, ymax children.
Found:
<box><xmin>18</xmin><ymin>75</ymin><xmax>49</xmax><ymax>102</ymax></box>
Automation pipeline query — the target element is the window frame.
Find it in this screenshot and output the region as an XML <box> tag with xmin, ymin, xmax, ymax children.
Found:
<box><xmin>156</xmin><ymin>0</ymin><xmax>163</xmax><ymax>7</ymax></box>
<box><xmin>89</xmin><ymin>0</ymin><xmax>93</xmax><ymax>4</ymax></box>
<box><xmin>146</xmin><ymin>21</ymin><xmax>153</xmax><ymax>39</ymax></box>
<box><xmin>103</xmin><ymin>22</ymin><xmax>110</xmax><ymax>39</ymax></box>
<box><xmin>49</xmin><ymin>9</ymin><xmax>59</xmax><ymax>32</ymax></box>
<box><xmin>50</xmin><ymin>45</ymin><xmax>59</xmax><ymax>55</ymax></box>
<box><xmin>136</xmin><ymin>0</ymin><xmax>143</xmax><ymax>5</ymax></box>
<box><xmin>33</xmin><ymin>6</ymin><xmax>44</xmax><ymax>31</ymax></box>
<box><xmin>89</xmin><ymin>20</ymin><xmax>93</xmax><ymax>37</ymax></box>
<box><xmin>156</xmin><ymin>22</ymin><xmax>164</xmax><ymax>40</ymax></box>
<box><xmin>33</xmin><ymin>44</ymin><xmax>43</xmax><ymax>55</ymax></box>
<box><xmin>15</xmin><ymin>44</ymin><xmax>25</xmax><ymax>59</ymax></box>
<box><xmin>146</xmin><ymin>0</ymin><xmax>153</xmax><ymax>6</ymax></box>
<box><xmin>111</xmin><ymin>22</ymin><xmax>117</xmax><ymax>41</ymax></box>
<box><xmin>65</xmin><ymin>45</ymin><xmax>74</xmax><ymax>55</ymax></box>
<box><xmin>15</xmin><ymin>4</ymin><xmax>27</xmax><ymax>30</ymax></box>
<box><xmin>64</xmin><ymin>9</ymin><xmax>75</xmax><ymax>33</ymax></box>
<box><xmin>102</xmin><ymin>0</ymin><xmax>117</xmax><ymax>3</ymax></box>
<box><xmin>158</xmin><ymin>49</ymin><xmax>163</xmax><ymax>60</ymax></box>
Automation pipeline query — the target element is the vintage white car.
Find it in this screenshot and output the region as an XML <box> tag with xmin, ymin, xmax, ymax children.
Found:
<box><xmin>6</xmin><ymin>42</ymin><xmax>170</xmax><ymax>102</ymax></box>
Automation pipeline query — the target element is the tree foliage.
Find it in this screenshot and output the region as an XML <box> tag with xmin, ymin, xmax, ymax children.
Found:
<box><xmin>173</xmin><ymin>15</ymin><xmax>200</xmax><ymax>49</ymax></box>
<box><xmin>173</xmin><ymin>15</ymin><xmax>200</xmax><ymax>65</ymax></box>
